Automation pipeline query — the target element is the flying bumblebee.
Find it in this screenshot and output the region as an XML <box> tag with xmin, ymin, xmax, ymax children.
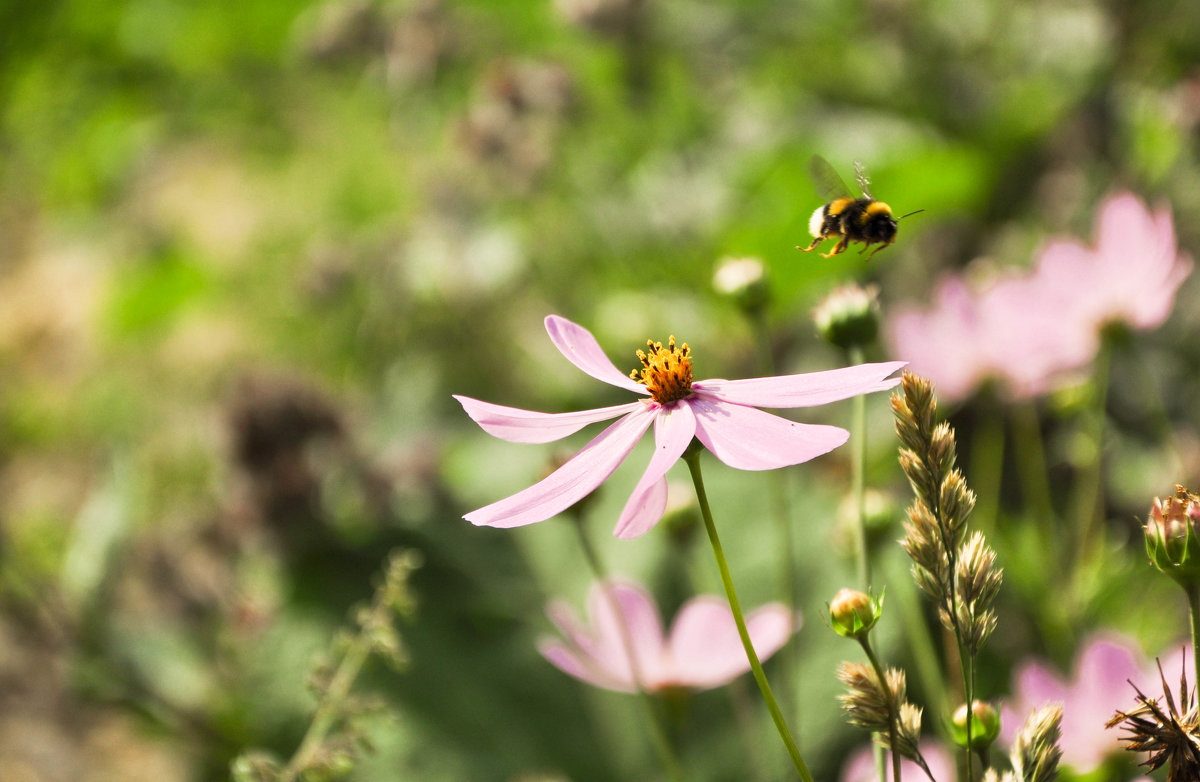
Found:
<box><xmin>799</xmin><ymin>156</ymin><xmax>918</xmax><ymax>262</ymax></box>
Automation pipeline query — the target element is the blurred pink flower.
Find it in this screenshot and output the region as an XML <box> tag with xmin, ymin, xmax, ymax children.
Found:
<box><xmin>1001</xmin><ymin>634</ymin><xmax>1148</xmax><ymax>773</ymax></box>
<box><xmin>1038</xmin><ymin>191</ymin><xmax>1192</xmax><ymax>333</ymax></box>
<box><xmin>456</xmin><ymin>315</ymin><xmax>902</xmax><ymax>538</ymax></box>
<box><xmin>538</xmin><ymin>578</ymin><xmax>795</xmax><ymax>692</ymax></box>
<box><xmin>840</xmin><ymin>741</ymin><xmax>956</xmax><ymax>782</ymax></box>
<box><xmin>888</xmin><ymin>191</ymin><xmax>1192</xmax><ymax>402</ymax></box>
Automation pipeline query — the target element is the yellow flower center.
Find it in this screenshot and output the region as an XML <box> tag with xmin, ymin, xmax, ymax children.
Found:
<box><xmin>630</xmin><ymin>336</ymin><xmax>694</xmax><ymax>405</ymax></box>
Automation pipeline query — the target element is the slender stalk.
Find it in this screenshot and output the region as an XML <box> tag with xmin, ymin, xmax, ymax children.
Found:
<box><xmin>970</xmin><ymin>398</ymin><xmax>1004</xmax><ymax>537</ymax></box>
<box><xmin>888</xmin><ymin>559</ymin><xmax>950</xmax><ymax>739</ymax></box>
<box><xmin>859</xmin><ymin>638</ymin><xmax>902</xmax><ymax>782</ymax></box>
<box><xmin>1012</xmin><ymin>401</ymin><xmax>1055</xmax><ymax>526</ymax></box>
<box><xmin>279</xmin><ymin>552</ymin><xmax>418</xmax><ymax>781</ymax></box>
<box><xmin>280</xmin><ymin>629</ymin><xmax>375</xmax><ymax>781</ymax></box>
<box><xmin>752</xmin><ymin>308</ymin><xmax>800</xmax><ymax>731</ymax></box>
<box><xmin>570</xmin><ymin>517</ymin><xmax>687</xmax><ymax>782</ymax></box>
<box><xmin>1074</xmin><ymin>340</ymin><xmax>1112</xmax><ymax>566</ymax></box>
<box><xmin>849</xmin><ymin>346</ymin><xmax>870</xmax><ymax>589</ymax></box>
<box><xmin>847</xmin><ymin>347</ymin><xmax>879</xmax><ymax>782</ymax></box>
<box><xmin>683</xmin><ymin>449</ymin><xmax>815</xmax><ymax>782</ymax></box>
<box><xmin>1187</xmin><ymin>583</ymin><xmax>1200</xmax><ymax>690</ymax></box>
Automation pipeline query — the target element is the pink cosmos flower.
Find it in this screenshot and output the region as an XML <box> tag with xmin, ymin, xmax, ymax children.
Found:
<box><xmin>1001</xmin><ymin>634</ymin><xmax>1149</xmax><ymax>773</ymax></box>
<box><xmin>538</xmin><ymin>578</ymin><xmax>794</xmax><ymax>692</ymax></box>
<box><xmin>456</xmin><ymin>315</ymin><xmax>903</xmax><ymax>538</ymax></box>
<box><xmin>1037</xmin><ymin>191</ymin><xmax>1192</xmax><ymax>334</ymax></box>
<box><xmin>840</xmin><ymin>741</ymin><xmax>956</xmax><ymax>782</ymax></box>
<box><xmin>888</xmin><ymin>191</ymin><xmax>1192</xmax><ymax>402</ymax></box>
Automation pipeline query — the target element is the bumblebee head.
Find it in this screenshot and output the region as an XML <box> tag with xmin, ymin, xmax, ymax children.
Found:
<box><xmin>862</xmin><ymin>202</ymin><xmax>898</xmax><ymax>243</ymax></box>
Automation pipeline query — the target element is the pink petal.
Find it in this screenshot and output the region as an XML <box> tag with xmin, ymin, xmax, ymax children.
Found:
<box><xmin>587</xmin><ymin>580</ymin><xmax>667</xmax><ymax>688</ymax></box>
<box><xmin>613</xmin><ymin>404</ymin><xmax>696</xmax><ymax>539</ymax></box>
<box><xmin>694</xmin><ymin>361</ymin><xmax>904</xmax><ymax>409</ymax></box>
<box><xmin>544</xmin><ymin>315</ymin><xmax>648</xmax><ymax>394</ymax></box>
<box><xmin>545</xmin><ymin>598</ymin><xmax>602</xmax><ymax>659</ymax></box>
<box><xmin>464</xmin><ymin>405</ymin><xmax>656</xmax><ymax>528</ymax></box>
<box><xmin>666</xmin><ymin>598</ymin><xmax>793</xmax><ymax>688</ymax></box>
<box><xmin>689</xmin><ymin>396</ymin><xmax>849</xmax><ymax>470</ymax></box>
<box><xmin>537</xmin><ymin>638</ymin><xmax>634</xmax><ymax>692</ymax></box>
<box><xmin>454</xmin><ymin>395</ymin><xmax>642</xmax><ymax>444</ymax></box>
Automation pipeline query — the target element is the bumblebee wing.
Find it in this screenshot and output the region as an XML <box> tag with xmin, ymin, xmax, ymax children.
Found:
<box><xmin>808</xmin><ymin>155</ymin><xmax>852</xmax><ymax>202</ymax></box>
<box><xmin>853</xmin><ymin>160</ymin><xmax>873</xmax><ymax>200</ymax></box>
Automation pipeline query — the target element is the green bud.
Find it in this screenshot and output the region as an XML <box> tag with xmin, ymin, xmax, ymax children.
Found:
<box><xmin>1146</xmin><ymin>485</ymin><xmax>1200</xmax><ymax>588</ymax></box>
<box><xmin>812</xmin><ymin>283</ymin><xmax>880</xmax><ymax>350</ymax></box>
<box><xmin>951</xmin><ymin>700</ymin><xmax>1000</xmax><ymax>751</ymax></box>
<box><xmin>829</xmin><ymin>588</ymin><xmax>883</xmax><ymax>640</ymax></box>
<box><xmin>713</xmin><ymin>256</ymin><xmax>769</xmax><ymax>316</ymax></box>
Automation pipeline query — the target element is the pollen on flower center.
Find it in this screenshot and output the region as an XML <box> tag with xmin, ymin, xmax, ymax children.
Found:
<box><xmin>630</xmin><ymin>336</ymin><xmax>694</xmax><ymax>405</ymax></box>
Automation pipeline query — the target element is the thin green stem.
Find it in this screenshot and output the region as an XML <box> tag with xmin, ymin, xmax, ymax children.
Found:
<box><xmin>847</xmin><ymin>346</ymin><xmax>880</xmax><ymax>782</ymax></box>
<box><xmin>849</xmin><ymin>346</ymin><xmax>870</xmax><ymax>589</ymax></box>
<box><xmin>888</xmin><ymin>558</ymin><xmax>950</xmax><ymax>739</ymax></box>
<box><xmin>280</xmin><ymin>625</ymin><xmax>375</xmax><ymax>781</ymax></box>
<box><xmin>683</xmin><ymin>450</ymin><xmax>814</xmax><ymax>782</ymax></box>
<box><xmin>570</xmin><ymin>517</ymin><xmax>687</xmax><ymax>782</ymax></box>
<box><xmin>1074</xmin><ymin>340</ymin><xmax>1112</xmax><ymax>567</ymax></box>
<box><xmin>970</xmin><ymin>398</ymin><xmax>1004</xmax><ymax>537</ymax></box>
<box><xmin>1187</xmin><ymin>583</ymin><xmax>1200</xmax><ymax>693</ymax></box>
<box><xmin>752</xmin><ymin>309</ymin><xmax>799</xmax><ymax>731</ymax></box>
<box><xmin>1012</xmin><ymin>401</ymin><xmax>1055</xmax><ymax>526</ymax></box>
<box><xmin>859</xmin><ymin>638</ymin><xmax>902</xmax><ymax>782</ymax></box>
<box><xmin>279</xmin><ymin>552</ymin><xmax>418</xmax><ymax>782</ymax></box>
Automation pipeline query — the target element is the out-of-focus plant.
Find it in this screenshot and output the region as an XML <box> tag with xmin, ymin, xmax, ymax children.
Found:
<box><xmin>231</xmin><ymin>549</ymin><xmax>421</xmax><ymax>782</ymax></box>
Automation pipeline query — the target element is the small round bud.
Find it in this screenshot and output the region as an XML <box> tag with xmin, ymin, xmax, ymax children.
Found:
<box><xmin>812</xmin><ymin>283</ymin><xmax>880</xmax><ymax>350</ymax></box>
<box><xmin>1146</xmin><ymin>485</ymin><xmax>1200</xmax><ymax>588</ymax></box>
<box><xmin>829</xmin><ymin>588</ymin><xmax>882</xmax><ymax>640</ymax></box>
<box><xmin>713</xmin><ymin>256</ymin><xmax>769</xmax><ymax>316</ymax></box>
<box><xmin>951</xmin><ymin>700</ymin><xmax>1000</xmax><ymax>751</ymax></box>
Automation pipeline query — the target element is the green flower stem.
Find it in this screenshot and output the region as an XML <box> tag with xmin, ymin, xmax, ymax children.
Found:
<box><xmin>1187</xmin><ymin>583</ymin><xmax>1200</xmax><ymax>693</ymax></box>
<box><xmin>970</xmin><ymin>398</ymin><xmax>1004</xmax><ymax>536</ymax></box>
<box><xmin>752</xmin><ymin>309</ymin><xmax>799</xmax><ymax>729</ymax></box>
<box><xmin>683</xmin><ymin>449</ymin><xmax>815</xmax><ymax>782</ymax></box>
<box><xmin>849</xmin><ymin>346</ymin><xmax>870</xmax><ymax>589</ymax></box>
<box><xmin>859</xmin><ymin>637</ymin><xmax>902</xmax><ymax>782</ymax></box>
<box><xmin>1074</xmin><ymin>340</ymin><xmax>1112</xmax><ymax>568</ymax></box>
<box><xmin>569</xmin><ymin>516</ymin><xmax>687</xmax><ymax>782</ymax></box>
<box><xmin>279</xmin><ymin>551</ymin><xmax>418</xmax><ymax>781</ymax></box>
<box><xmin>847</xmin><ymin>347</ymin><xmax>878</xmax><ymax>782</ymax></box>
<box><xmin>280</xmin><ymin>619</ymin><xmax>375</xmax><ymax>781</ymax></box>
<box><xmin>888</xmin><ymin>558</ymin><xmax>950</xmax><ymax>740</ymax></box>
<box><xmin>1012</xmin><ymin>401</ymin><xmax>1055</xmax><ymax>526</ymax></box>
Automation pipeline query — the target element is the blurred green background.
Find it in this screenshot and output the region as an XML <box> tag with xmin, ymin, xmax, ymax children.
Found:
<box><xmin>1</xmin><ymin>0</ymin><xmax>1198</xmax><ymax>779</ymax></box>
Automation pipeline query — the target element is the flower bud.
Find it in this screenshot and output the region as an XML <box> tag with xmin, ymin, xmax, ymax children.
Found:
<box><xmin>951</xmin><ymin>700</ymin><xmax>1000</xmax><ymax>751</ymax></box>
<box><xmin>812</xmin><ymin>283</ymin><xmax>880</xmax><ymax>350</ymax></box>
<box><xmin>713</xmin><ymin>256</ymin><xmax>769</xmax><ymax>316</ymax></box>
<box><xmin>829</xmin><ymin>588</ymin><xmax>883</xmax><ymax>640</ymax></box>
<box><xmin>1146</xmin><ymin>485</ymin><xmax>1200</xmax><ymax>587</ymax></box>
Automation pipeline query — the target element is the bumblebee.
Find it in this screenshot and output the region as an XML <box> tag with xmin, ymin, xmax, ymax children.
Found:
<box><xmin>800</xmin><ymin>156</ymin><xmax>914</xmax><ymax>262</ymax></box>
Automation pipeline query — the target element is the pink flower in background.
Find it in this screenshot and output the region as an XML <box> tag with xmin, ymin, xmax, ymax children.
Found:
<box><xmin>538</xmin><ymin>579</ymin><xmax>795</xmax><ymax>692</ymax></box>
<box><xmin>1038</xmin><ymin>191</ymin><xmax>1192</xmax><ymax>334</ymax></box>
<box><xmin>456</xmin><ymin>315</ymin><xmax>902</xmax><ymax>538</ymax></box>
<box><xmin>840</xmin><ymin>741</ymin><xmax>956</xmax><ymax>782</ymax></box>
<box><xmin>887</xmin><ymin>191</ymin><xmax>1192</xmax><ymax>403</ymax></box>
<box><xmin>1001</xmin><ymin>634</ymin><xmax>1148</xmax><ymax>773</ymax></box>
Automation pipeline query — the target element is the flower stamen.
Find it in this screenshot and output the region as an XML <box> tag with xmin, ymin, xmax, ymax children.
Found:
<box><xmin>631</xmin><ymin>336</ymin><xmax>694</xmax><ymax>405</ymax></box>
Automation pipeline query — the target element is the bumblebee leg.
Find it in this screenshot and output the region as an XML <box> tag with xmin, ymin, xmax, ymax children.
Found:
<box><xmin>820</xmin><ymin>237</ymin><xmax>849</xmax><ymax>258</ymax></box>
<box><xmin>864</xmin><ymin>243</ymin><xmax>890</xmax><ymax>262</ymax></box>
<box><xmin>798</xmin><ymin>237</ymin><xmax>824</xmax><ymax>253</ymax></box>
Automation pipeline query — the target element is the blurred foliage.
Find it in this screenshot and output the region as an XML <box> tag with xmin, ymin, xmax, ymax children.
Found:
<box><xmin>0</xmin><ymin>0</ymin><xmax>1198</xmax><ymax>779</ymax></box>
